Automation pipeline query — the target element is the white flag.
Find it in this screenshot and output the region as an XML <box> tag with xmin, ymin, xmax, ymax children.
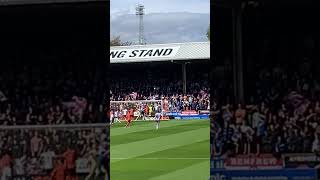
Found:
<box><xmin>0</xmin><ymin>90</ymin><xmax>7</xmax><ymax>102</ymax></box>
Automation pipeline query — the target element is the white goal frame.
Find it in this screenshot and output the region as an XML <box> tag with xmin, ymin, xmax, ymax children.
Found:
<box><xmin>110</xmin><ymin>100</ymin><xmax>163</xmax><ymax>121</ymax></box>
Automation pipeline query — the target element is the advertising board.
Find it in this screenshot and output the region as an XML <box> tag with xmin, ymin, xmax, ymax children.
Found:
<box><xmin>283</xmin><ymin>153</ymin><xmax>320</xmax><ymax>168</ymax></box>
<box><xmin>181</xmin><ymin>110</ymin><xmax>198</xmax><ymax>115</ymax></box>
<box><xmin>166</xmin><ymin>111</ymin><xmax>209</xmax><ymax>119</ymax></box>
<box><xmin>224</xmin><ymin>154</ymin><xmax>283</xmax><ymax>170</ymax></box>
<box><xmin>210</xmin><ymin>169</ymin><xmax>317</xmax><ymax>180</ymax></box>
<box><xmin>211</xmin><ymin>154</ymin><xmax>317</xmax><ymax>180</ymax></box>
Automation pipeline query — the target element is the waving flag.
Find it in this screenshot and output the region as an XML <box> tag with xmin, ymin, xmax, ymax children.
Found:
<box><xmin>63</xmin><ymin>96</ymin><xmax>87</xmax><ymax>119</ymax></box>
<box><xmin>130</xmin><ymin>92</ymin><xmax>137</xmax><ymax>100</ymax></box>
<box><xmin>286</xmin><ymin>91</ymin><xmax>310</xmax><ymax>115</ymax></box>
<box><xmin>0</xmin><ymin>90</ymin><xmax>7</xmax><ymax>102</ymax></box>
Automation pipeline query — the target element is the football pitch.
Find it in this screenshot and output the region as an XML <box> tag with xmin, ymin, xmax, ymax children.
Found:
<box><xmin>110</xmin><ymin>119</ymin><xmax>210</xmax><ymax>180</ymax></box>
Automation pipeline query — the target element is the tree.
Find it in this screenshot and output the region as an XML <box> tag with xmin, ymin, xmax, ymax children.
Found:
<box><xmin>110</xmin><ymin>36</ymin><xmax>121</xmax><ymax>46</ymax></box>
<box><xmin>207</xmin><ymin>25</ymin><xmax>210</xmax><ymax>41</ymax></box>
<box><xmin>110</xmin><ymin>36</ymin><xmax>133</xmax><ymax>46</ymax></box>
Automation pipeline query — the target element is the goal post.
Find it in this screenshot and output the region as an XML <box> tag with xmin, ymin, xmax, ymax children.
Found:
<box><xmin>110</xmin><ymin>100</ymin><xmax>168</xmax><ymax>121</ymax></box>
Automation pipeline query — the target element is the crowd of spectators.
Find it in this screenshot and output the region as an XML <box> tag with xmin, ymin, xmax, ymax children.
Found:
<box><xmin>0</xmin><ymin>127</ymin><xmax>108</xmax><ymax>179</ymax></box>
<box><xmin>0</xmin><ymin>52</ymin><xmax>108</xmax><ymax>178</ymax></box>
<box><xmin>110</xmin><ymin>62</ymin><xmax>210</xmax><ymax>112</ymax></box>
<box><xmin>0</xmin><ymin>59</ymin><xmax>107</xmax><ymax>125</ymax></box>
<box><xmin>110</xmin><ymin>80</ymin><xmax>210</xmax><ymax>112</ymax></box>
<box><xmin>110</xmin><ymin>77</ymin><xmax>210</xmax><ymax>112</ymax></box>
<box><xmin>212</xmin><ymin>59</ymin><xmax>320</xmax><ymax>158</ymax></box>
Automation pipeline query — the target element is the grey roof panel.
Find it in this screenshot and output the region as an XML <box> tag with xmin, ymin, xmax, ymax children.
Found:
<box><xmin>110</xmin><ymin>42</ymin><xmax>210</xmax><ymax>64</ymax></box>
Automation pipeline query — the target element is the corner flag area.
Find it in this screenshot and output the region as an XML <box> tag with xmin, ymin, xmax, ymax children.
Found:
<box><xmin>110</xmin><ymin>120</ymin><xmax>210</xmax><ymax>180</ymax></box>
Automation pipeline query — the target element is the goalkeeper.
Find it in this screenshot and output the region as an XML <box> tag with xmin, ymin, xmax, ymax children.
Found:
<box><xmin>135</xmin><ymin>103</ymin><xmax>146</xmax><ymax>121</ymax></box>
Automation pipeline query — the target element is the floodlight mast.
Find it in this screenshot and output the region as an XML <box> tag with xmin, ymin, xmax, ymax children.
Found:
<box><xmin>136</xmin><ymin>4</ymin><xmax>146</xmax><ymax>45</ymax></box>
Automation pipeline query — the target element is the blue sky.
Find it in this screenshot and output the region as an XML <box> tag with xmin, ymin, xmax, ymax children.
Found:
<box><xmin>110</xmin><ymin>0</ymin><xmax>210</xmax><ymax>44</ymax></box>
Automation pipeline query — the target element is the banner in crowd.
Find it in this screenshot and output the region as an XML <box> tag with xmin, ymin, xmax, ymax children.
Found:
<box><xmin>210</xmin><ymin>169</ymin><xmax>317</xmax><ymax>180</ymax></box>
<box><xmin>224</xmin><ymin>154</ymin><xmax>283</xmax><ymax>170</ymax></box>
<box><xmin>167</xmin><ymin>110</ymin><xmax>209</xmax><ymax>119</ymax></box>
<box><xmin>283</xmin><ymin>153</ymin><xmax>320</xmax><ymax>168</ymax></box>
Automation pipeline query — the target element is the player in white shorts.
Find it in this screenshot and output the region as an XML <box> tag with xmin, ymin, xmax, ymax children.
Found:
<box><xmin>114</xmin><ymin>110</ymin><xmax>121</xmax><ymax>123</ymax></box>
<box><xmin>155</xmin><ymin>110</ymin><xmax>161</xmax><ymax>130</ymax></box>
<box><xmin>123</xmin><ymin>108</ymin><xmax>127</xmax><ymax>120</ymax></box>
<box><xmin>110</xmin><ymin>110</ymin><xmax>114</xmax><ymax>125</ymax></box>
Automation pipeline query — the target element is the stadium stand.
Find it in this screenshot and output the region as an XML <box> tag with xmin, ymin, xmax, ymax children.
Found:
<box><xmin>0</xmin><ymin>51</ymin><xmax>108</xmax><ymax>179</ymax></box>
<box><xmin>110</xmin><ymin>42</ymin><xmax>210</xmax><ymax>118</ymax></box>
<box><xmin>0</xmin><ymin>50</ymin><xmax>107</xmax><ymax>125</ymax></box>
<box><xmin>0</xmin><ymin>1</ymin><xmax>108</xmax><ymax>179</ymax></box>
<box><xmin>0</xmin><ymin>125</ymin><xmax>108</xmax><ymax>178</ymax></box>
<box><xmin>213</xmin><ymin>59</ymin><xmax>320</xmax><ymax>156</ymax></box>
<box><xmin>212</xmin><ymin>4</ymin><xmax>320</xmax><ymax>158</ymax></box>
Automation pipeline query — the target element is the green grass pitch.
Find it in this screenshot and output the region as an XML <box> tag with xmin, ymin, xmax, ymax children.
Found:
<box><xmin>110</xmin><ymin>119</ymin><xmax>210</xmax><ymax>180</ymax></box>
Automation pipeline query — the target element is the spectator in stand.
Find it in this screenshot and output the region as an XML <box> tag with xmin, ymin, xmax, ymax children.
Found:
<box><xmin>0</xmin><ymin>150</ymin><xmax>12</xmax><ymax>180</ymax></box>
<box><xmin>212</xmin><ymin>54</ymin><xmax>320</xmax><ymax>158</ymax></box>
<box><xmin>0</xmin><ymin>127</ymin><xmax>107</xmax><ymax>178</ymax></box>
<box><xmin>31</xmin><ymin>131</ymin><xmax>43</xmax><ymax>158</ymax></box>
<box><xmin>0</xmin><ymin>58</ymin><xmax>107</xmax><ymax>126</ymax></box>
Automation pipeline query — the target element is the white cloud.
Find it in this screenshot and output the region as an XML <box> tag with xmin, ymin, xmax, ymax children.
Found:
<box><xmin>110</xmin><ymin>0</ymin><xmax>210</xmax><ymax>44</ymax></box>
<box><xmin>110</xmin><ymin>0</ymin><xmax>210</xmax><ymax>14</ymax></box>
<box><xmin>110</xmin><ymin>8</ymin><xmax>131</xmax><ymax>21</ymax></box>
<box><xmin>111</xmin><ymin>12</ymin><xmax>209</xmax><ymax>44</ymax></box>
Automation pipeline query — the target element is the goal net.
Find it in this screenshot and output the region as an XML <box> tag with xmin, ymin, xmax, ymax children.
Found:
<box><xmin>0</xmin><ymin>124</ymin><xmax>108</xmax><ymax>179</ymax></box>
<box><xmin>110</xmin><ymin>100</ymin><xmax>168</xmax><ymax>121</ymax></box>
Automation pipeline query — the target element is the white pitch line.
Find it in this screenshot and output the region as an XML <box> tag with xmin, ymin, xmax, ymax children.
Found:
<box><xmin>111</xmin><ymin>157</ymin><xmax>208</xmax><ymax>160</ymax></box>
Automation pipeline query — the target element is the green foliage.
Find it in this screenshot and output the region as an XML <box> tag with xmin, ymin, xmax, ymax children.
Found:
<box><xmin>110</xmin><ymin>36</ymin><xmax>133</xmax><ymax>46</ymax></box>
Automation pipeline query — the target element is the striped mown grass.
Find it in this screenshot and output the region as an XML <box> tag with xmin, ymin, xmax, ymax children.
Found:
<box><xmin>110</xmin><ymin>120</ymin><xmax>210</xmax><ymax>180</ymax></box>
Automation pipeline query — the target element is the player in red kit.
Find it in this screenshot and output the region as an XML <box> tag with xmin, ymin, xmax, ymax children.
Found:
<box><xmin>63</xmin><ymin>145</ymin><xmax>77</xmax><ymax>180</ymax></box>
<box><xmin>125</xmin><ymin>108</ymin><xmax>134</xmax><ymax>128</ymax></box>
<box><xmin>130</xmin><ymin>108</ymin><xmax>134</xmax><ymax>119</ymax></box>
<box><xmin>51</xmin><ymin>158</ymin><xmax>66</xmax><ymax>180</ymax></box>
